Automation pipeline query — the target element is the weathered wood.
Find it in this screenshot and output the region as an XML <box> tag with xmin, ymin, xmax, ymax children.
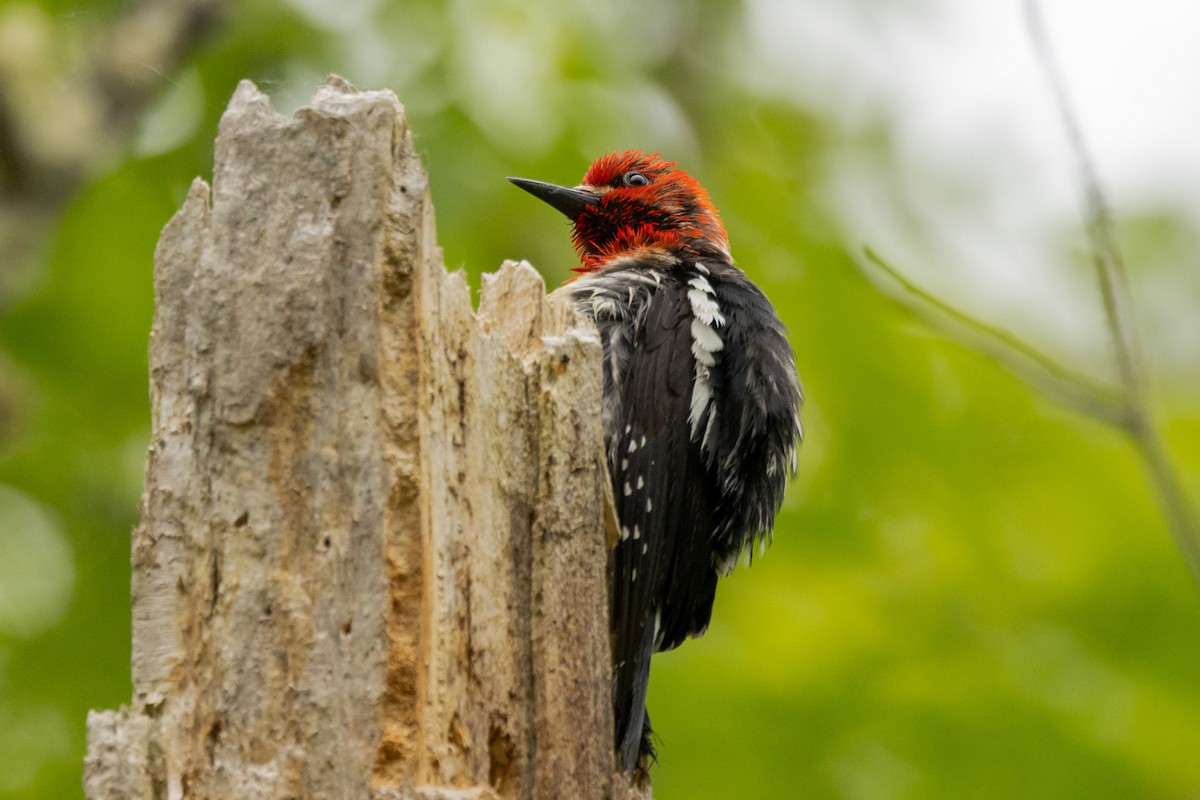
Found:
<box><xmin>84</xmin><ymin>76</ymin><xmax>647</xmax><ymax>800</ymax></box>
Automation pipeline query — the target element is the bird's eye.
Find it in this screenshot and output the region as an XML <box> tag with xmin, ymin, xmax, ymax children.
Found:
<box><xmin>621</xmin><ymin>171</ymin><xmax>650</xmax><ymax>188</ymax></box>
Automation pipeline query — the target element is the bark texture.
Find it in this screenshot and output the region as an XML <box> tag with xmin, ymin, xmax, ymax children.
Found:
<box><xmin>84</xmin><ymin>76</ymin><xmax>646</xmax><ymax>800</ymax></box>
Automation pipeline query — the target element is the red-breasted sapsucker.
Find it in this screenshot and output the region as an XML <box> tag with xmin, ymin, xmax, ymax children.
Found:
<box><xmin>509</xmin><ymin>151</ymin><xmax>802</xmax><ymax>774</ymax></box>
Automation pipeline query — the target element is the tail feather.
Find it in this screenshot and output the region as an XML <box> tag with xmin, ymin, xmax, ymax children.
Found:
<box><xmin>615</xmin><ymin>611</ymin><xmax>656</xmax><ymax>772</ymax></box>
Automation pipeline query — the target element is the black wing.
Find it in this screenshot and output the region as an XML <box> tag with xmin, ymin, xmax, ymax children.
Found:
<box><xmin>704</xmin><ymin>265</ymin><xmax>803</xmax><ymax>565</ymax></box>
<box><xmin>606</xmin><ymin>274</ymin><xmax>720</xmax><ymax>770</ymax></box>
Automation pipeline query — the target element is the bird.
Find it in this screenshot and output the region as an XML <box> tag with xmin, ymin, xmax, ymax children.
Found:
<box><xmin>508</xmin><ymin>150</ymin><xmax>802</xmax><ymax>776</ymax></box>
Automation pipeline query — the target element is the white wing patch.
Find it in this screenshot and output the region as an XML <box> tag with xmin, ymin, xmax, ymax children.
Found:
<box><xmin>690</xmin><ymin>319</ymin><xmax>723</xmax><ymax>365</ymax></box>
<box><xmin>689</xmin><ymin>376</ymin><xmax>712</xmax><ymax>440</ymax></box>
<box><xmin>686</xmin><ymin>276</ymin><xmax>724</xmax><ymax>326</ymax></box>
<box><xmin>687</xmin><ymin>267</ymin><xmax>725</xmax><ymax>448</ymax></box>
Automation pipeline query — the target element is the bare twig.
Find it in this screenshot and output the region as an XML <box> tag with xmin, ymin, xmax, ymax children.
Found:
<box><xmin>1024</xmin><ymin>0</ymin><xmax>1144</xmax><ymax>403</ymax></box>
<box><xmin>859</xmin><ymin>1</ymin><xmax>1200</xmax><ymax>589</ymax></box>
<box><xmin>1025</xmin><ymin>0</ymin><xmax>1200</xmax><ymax>589</ymax></box>
<box><xmin>858</xmin><ymin>246</ymin><xmax>1130</xmax><ymax>427</ymax></box>
<box><xmin>861</xmin><ymin>1</ymin><xmax>1200</xmax><ymax>590</ymax></box>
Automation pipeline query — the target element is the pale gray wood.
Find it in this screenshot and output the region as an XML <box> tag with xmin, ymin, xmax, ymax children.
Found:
<box><xmin>84</xmin><ymin>76</ymin><xmax>648</xmax><ymax>800</ymax></box>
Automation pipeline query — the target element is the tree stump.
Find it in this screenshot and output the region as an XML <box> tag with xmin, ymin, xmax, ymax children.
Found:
<box><xmin>83</xmin><ymin>76</ymin><xmax>645</xmax><ymax>800</ymax></box>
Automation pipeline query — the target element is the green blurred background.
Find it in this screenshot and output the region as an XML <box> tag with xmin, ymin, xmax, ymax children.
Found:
<box><xmin>2</xmin><ymin>0</ymin><xmax>1199</xmax><ymax>797</ymax></box>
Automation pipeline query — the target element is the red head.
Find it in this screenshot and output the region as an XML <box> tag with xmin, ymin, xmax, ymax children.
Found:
<box><xmin>509</xmin><ymin>150</ymin><xmax>731</xmax><ymax>272</ymax></box>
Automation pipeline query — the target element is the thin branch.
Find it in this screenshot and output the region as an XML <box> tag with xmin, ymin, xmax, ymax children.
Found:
<box><xmin>1024</xmin><ymin>0</ymin><xmax>1200</xmax><ymax>590</ymax></box>
<box><xmin>862</xmin><ymin>239</ymin><xmax>1200</xmax><ymax>591</ymax></box>
<box><xmin>858</xmin><ymin>246</ymin><xmax>1130</xmax><ymax>427</ymax></box>
<box><xmin>1023</xmin><ymin>0</ymin><xmax>1145</xmax><ymax>405</ymax></box>
<box><xmin>860</xmin><ymin>3</ymin><xmax>1200</xmax><ymax>593</ymax></box>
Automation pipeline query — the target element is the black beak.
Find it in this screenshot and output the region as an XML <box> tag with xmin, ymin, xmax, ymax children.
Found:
<box><xmin>507</xmin><ymin>177</ymin><xmax>600</xmax><ymax>220</ymax></box>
